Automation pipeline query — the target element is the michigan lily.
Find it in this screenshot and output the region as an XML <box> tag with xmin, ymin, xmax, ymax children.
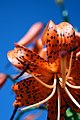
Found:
<box><xmin>7</xmin><ymin>20</ymin><xmax>80</xmax><ymax>120</ymax></box>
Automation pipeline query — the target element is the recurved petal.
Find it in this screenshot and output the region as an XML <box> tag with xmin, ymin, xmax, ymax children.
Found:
<box><xmin>47</xmin><ymin>92</ymin><xmax>58</xmax><ymax>120</ymax></box>
<box><xmin>65</xmin><ymin>59</ymin><xmax>80</xmax><ymax>112</ymax></box>
<box><xmin>69</xmin><ymin>59</ymin><xmax>80</xmax><ymax>87</ymax></box>
<box><xmin>7</xmin><ymin>44</ymin><xmax>54</xmax><ymax>84</ymax></box>
<box><xmin>39</xmin><ymin>48</ymin><xmax>47</xmax><ymax>59</ymax></box>
<box><xmin>33</xmin><ymin>37</ymin><xmax>44</xmax><ymax>54</ymax></box>
<box><xmin>47</xmin><ymin>89</ymin><xmax>67</xmax><ymax>120</ymax></box>
<box><xmin>42</xmin><ymin>21</ymin><xmax>76</xmax><ymax>61</ymax></box>
<box><xmin>18</xmin><ymin>22</ymin><xmax>44</xmax><ymax>46</ymax></box>
<box><xmin>60</xmin><ymin>93</ymin><xmax>67</xmax><ymax>120</ymax></box>
<box><xmin>7</xmin><ymin>50</ymin><xmax>25</xmax><ymax>69</ymax></box>
<box><xmin>42</xmin><ymin>20</ymin><xmax>58</xmax><ymax>63</ymax></box>
<box><xmin>75</xmin><ymin>32</ymin><xmax>80</xmax><ymax>52</ymax></box>
<box><xmin>7</xmin><ymin>43</ymin><xmax>52</xmax><ymax>73</ymax></box>
<box><xmin>63</xmin><ymin>87</ymin><xmax>80</xmax><ymax>113</ymax></box>
<box><xmin>12</xmin><ymin>77</ymin><xmax>52</xmax><ymax>107</ymax></box>
<box><xmin>42</xmin><ymin>20</ymin><xmax>56</xmax><ymax>45</ymax></box>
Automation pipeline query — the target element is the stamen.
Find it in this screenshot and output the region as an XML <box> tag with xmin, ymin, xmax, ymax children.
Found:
<box><xmin>59</xmin><ymin>77</ymin><xmax>64</xmax><ymax>87</ymax></box>
<box><xmin>66</xmin><ymin>52</ymin><xmax>73</xmax><ymax>81</ymax></box>
<box><xmin>64</xmin><ymin>87</ymin><xmax>80</xmax><ymax>109</ymax></box>
<box><xmin>16</xmin><ymin>57</ymin><xmax>34</xmax><ymax>66</ymax></box>
<box><xmin>59</xmin><ymin>77</ymin><xmax>80</xmax><ymax>89</ymax></box>
<box><xmin>27</xmin><ymin>70</ymin><xmax>55</xmax><ymax>89</ymax></box>
<box><xmin>68</xmin><ymin>76</ymin><xmax>73</xmax><ymax>80</ymax></box>
<box><xmin>66</xmin><ymin>81</ymin><xmax>80</xmax><ymax>89</ymax></box>
<box><xmin>16</xmin><ymin>57</ymin><xmax>28</xmax><ymax>66</ymax></box>
<box><xmin>16</xmin><ymin>56</ymin><xmax>55</xmax><ymax>89</ymax></box>
<box><xmin>20</xmin><ymin>76</ymin><xmax>57</xmax><ymax>111</ymax></box>
<box><xmin>57</xmin><ymin>85</ymin><xmax>60</xmax><ymax>120</ymax></box>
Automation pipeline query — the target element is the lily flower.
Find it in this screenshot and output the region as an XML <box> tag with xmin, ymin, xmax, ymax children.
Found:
<box><xmin>7</xmin><ymin>20</ymin><xmax>80</xmax><ymax>120</ymax></box>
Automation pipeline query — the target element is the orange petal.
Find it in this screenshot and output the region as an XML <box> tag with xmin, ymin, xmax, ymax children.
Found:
<box><xmin>42</xmin><ymin>20</ymin><xmax>60</xmax><ymax>72</ymax></box>
<box><xmin>56</xmin><ymin>22</ymin><xmax>76</xmax><ymax>51</ymax></box>
<box><xmin>42</xmin><ymin>20</ymin><xmax>56</xmax><ymax>45</ymax></box>
<box><xmin>7</xmin><ymin>43</ymin><xmax>53</xmax><ymax>74</ymax></box>
<box><xmin>69</xmin><ymin>58</ymin><xmax>80</xmax><ymax>86</ymax></box>
<box><xmin>33</xmin><ymin>37</ymin><xmax>44</xmax><ymax>54</ymax></box>
<box><xmin>18</xmin><ymin>22</ymin><xmax>44</xmax><ymax>46</ymax></box>
<box><xmin>47</xmin><ymin>89</ymin><xmax>66</xmax><ymax>120</ymax></box>
<box><xmin>42</xmin><ymin>20</ymin><xmax>76</xmax><ymax>73</ymax></box>
<box><xmin>39</xmin><ymin>48</ymin><xmax>47</xmax><ymax>59</ymax></box>
<box><xmin>75</xmin><ymin>32</ymin><xmax>80</xmax><ymax>52</ymax></box>
<box><xmin>47</xmin><ymin>92</ymin><xmax>57</xmax><ymax>120</ymax></box>
<box><xmin>12</xmin><ymin>77</ymin><xmax>52</xmax><ymax>107</ymax></box>
<box><xmin>65</xmin><ymin>58</ymin><xmax>80</xmax><ymax>112</ymax></box>
<box><xmin>60</xmin><ymin>89</ymin><xmax>67</xmax><ymax>120</ymax></box>
<box><xmin>63</xmin><ymin>88</ymin><xmax>80</xmax><ymax>113</ymax></box>
<box><xmin>42</xmin><ymin>20</ymin><xmax>76</xmax><ymax>62</ymax></box>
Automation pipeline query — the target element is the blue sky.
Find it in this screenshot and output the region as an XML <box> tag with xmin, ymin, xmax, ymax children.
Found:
<box><xmin>0</xmin><ymin>0</ymin><xmax>80</xmax><ymax>120</ymax></box>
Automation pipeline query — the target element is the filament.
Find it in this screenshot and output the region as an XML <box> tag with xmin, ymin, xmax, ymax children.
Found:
<box><xmin>27</xmin><ymin>70</ymin><xmax>55</xmax><ymax>89</ymax></box>
<box><xmin>57</xmin><ymin>85</ymin><xmax>60</xmax><ymax>120</ymax></box>
<box><xmin>65</xmin><ymin>87</ymin><xmax>80</xmax><ymax>109</ymax></box>
<box><xmin>59</xmin><ymin>77</ymin><xmax>80</xmax><ymax>89</ymax></box>
<box><xmin>66</xmin><ymin>52</ymin><xmax>73</xmax><ymax>81</ymax></box>
<box><xmin>66</xmin><ymin>81</ymin><xmax>80</xmax><ymax>89</ymax></box>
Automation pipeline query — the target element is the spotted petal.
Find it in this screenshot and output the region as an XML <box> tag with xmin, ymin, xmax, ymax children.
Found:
<box><xmin>64</xmin><ymin>56</ymin><xmax>80</xmax><ymax>112</ymax></box>
<box><xmin>42</xmin><ymin>20</ymin><xmax>76</xmax><ymax>73</ymax></box>
<box><xmin>7</xmin><ymin>43</ymin><xmax>54</xmax><ymax>83</ymax></box>
<box><xmin>12</xmin><ymin>77</ymin><xmax>52</xmax><ymax>107</ymax></box>
<box><xmin>47</xmin><ymin>92</ymin><xmax>58</xmax><ymax>120</ymax></box>
<box><xmin>47</xmin><ymin>88</ymin><xmax>67</xmax><ymax>120</ymax></box>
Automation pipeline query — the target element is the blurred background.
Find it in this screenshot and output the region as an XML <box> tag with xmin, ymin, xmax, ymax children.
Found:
<box><xmin>0</xmin><ymin>0</ymin><xmax>80</xmax><ymax>120</ymax></box>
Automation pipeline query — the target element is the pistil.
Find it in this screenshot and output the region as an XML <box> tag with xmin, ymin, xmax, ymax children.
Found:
<box><xmin>60</xmin><ymin>51</ymin><xmax>67</xmax><ymax>88</ymax></box>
